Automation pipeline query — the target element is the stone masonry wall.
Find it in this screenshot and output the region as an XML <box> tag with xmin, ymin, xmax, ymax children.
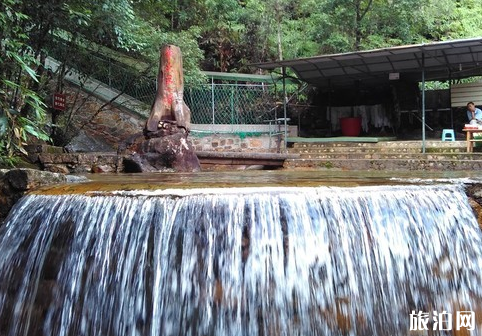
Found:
<box><xmin>62</xmin><ymin>83</ymin><xmax>145</xmax><ymax>150</ymax></box>
<box><xmin>189</xmin><ymin>134</ymin><xmax>284</xmax><ymax>152</ymax></box>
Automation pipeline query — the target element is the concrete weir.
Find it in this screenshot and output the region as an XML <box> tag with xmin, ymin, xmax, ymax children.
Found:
<box><xmin>2</xmin><ymin>183</ymin><xmax>482</xmax><ymax>336</ymax></box>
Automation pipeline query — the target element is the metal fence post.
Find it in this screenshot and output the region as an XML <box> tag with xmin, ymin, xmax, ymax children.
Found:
<box><xmin>230</xmin><ymin>84</ymin><xmax>235</xmax><ymax>132</ymax></box>
<box><xmin>108</xmin><ymin>58</ymin><xmax>112</xmax><ymax>87</ymax></box>
<box><xmin>211</xmin><ymin>77</ymin><xmax>215</xmax><ymax>125</ymax></box>
<box><xmin>282</xmin><ymin>66</ymin><xmax>288</xmax><ymax>153</ymax></box>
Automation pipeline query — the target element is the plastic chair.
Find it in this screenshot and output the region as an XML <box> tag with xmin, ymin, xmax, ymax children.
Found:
<box><xmin>441</xmin><ymin>129</ymin><xmax>455</xmax><ymax>141</ymax></box>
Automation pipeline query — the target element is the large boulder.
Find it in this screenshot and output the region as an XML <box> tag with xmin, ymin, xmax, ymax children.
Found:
<box><xmin>122</xmin><ymin>131</ymin><xmax>200</xmax><ymax>173</ymax></box>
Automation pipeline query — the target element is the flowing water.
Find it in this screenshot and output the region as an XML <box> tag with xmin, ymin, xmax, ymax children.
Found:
<box><xmin>0</xmin><ymin>184</ymin><xmax>482</xmax><ymax>335</ymax></box>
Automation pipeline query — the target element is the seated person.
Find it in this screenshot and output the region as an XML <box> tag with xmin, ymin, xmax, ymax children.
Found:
<box><xmin>467</xmin><ymin>102</ymin><xmax>482</xmax><ymax>122</ymax></box>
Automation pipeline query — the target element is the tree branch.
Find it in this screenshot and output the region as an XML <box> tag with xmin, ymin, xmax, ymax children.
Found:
<box><xmin>360</xmin><ymin>0</ymin><xmax>374</xmax><ymax>21</ymax></box>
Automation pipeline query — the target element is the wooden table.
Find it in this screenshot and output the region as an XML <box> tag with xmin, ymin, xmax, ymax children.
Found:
<box><xmin>463</xmin><ymin>128</ymin><xmax>482</xmax><ymax>152</ymax></box>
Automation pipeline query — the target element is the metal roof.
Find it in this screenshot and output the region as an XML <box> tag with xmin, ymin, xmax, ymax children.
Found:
<box><xmin>252</xmin><ymin>38</ymin><xmax>482</xmax><ymax>89</ymax></box>
<box><xmin>203</xmin><ymin>71</ymin><xmax>275</xmax><ymax>83</ymax></box>
<box><xmin>202</xmin><ymin>71</ymin><xmax>296</xmax><ymax>84</ymax></box>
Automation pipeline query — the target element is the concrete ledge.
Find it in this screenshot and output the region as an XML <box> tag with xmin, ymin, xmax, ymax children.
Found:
<box><xmin>288</xmin><ymin>136</ymin><xmax>397</xmax><ymax>143</ymax></box>
<box><xmin>285</xmin><ymin>158</ymin><xmax>482</xmax><ymax>171</ymax></box>
<box><xmin>196</xmin><ymin>151</ymin><xmax>299</xmax><ymax>167</ymax></box>
<box><xmin>298</xmin><ymin>153</ymin><xmax>482</xmax><ymax>160</ymax></box>
<box><xmin>292</xmin><ymin>140</ymin><xmax>467</xmax><ymax>148</ymax></box>
<box><xmin>290</xmin><ymin>147</ymin><xmax>467</xmax><ymax>154</ymax></box>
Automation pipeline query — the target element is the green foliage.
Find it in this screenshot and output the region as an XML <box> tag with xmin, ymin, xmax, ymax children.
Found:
<box><xmin>418</xmin><ymin>0</ymin><xmax>482</xmax><ymax>40</ymax></box>
<box><xmin>139</xmin><ymin>28</ymin><xmax>205</xmax><ymax>86</ymax></box>
<box><xmin>3</xmin><ymin>0</ymin><xmax>482</xmax><ymax>160</ymax></box>
<box><xmin>0</xmin><ymin>0</ymin><xmax>50</xmax><ymax>163</ymax></box>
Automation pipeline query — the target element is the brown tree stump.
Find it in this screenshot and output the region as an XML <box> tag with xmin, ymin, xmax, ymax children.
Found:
<box><xmin>145</xmin><ymin>45</ymin><xmax>191</xmax><ymax>135</ymax></box>
<box><xmin>120</xmin><ymin>45</ymin><xmax>200</xmax><ymax>172</ymax></box>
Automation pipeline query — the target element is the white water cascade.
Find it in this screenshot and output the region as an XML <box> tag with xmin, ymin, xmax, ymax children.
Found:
<box><xmin>0</xmin><ymin>185</ymin><xmax>481</xmax><ymax>336</ymax></box>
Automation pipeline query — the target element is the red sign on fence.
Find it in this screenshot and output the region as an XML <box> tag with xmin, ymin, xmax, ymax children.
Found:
<box><xmin>53</xmin><ymin>93</ymin><xmax>66</xmax><ymax>111</ymax></box>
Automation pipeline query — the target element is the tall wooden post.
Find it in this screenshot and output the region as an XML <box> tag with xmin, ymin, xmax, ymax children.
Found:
<box><xmin>145</xmin><ymin>45</ymin><xmax>191</xmax><ymax>135</ymax></box>
<box><xmin>122</xmin><ymin>45</ymin><xmax>200</xmax><ymax>172</ymax></box>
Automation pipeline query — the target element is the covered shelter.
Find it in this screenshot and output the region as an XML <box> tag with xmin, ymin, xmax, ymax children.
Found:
<box><xmin>252</xmin><ymin>38</ymin><xmax>482</xmax><ymax>152</ymax></box>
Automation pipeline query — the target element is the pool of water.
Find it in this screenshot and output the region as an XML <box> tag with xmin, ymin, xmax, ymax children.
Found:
<box><xmin>37</xmin><ymin>170</ymin><xmax>482</xmax><ymax>195</ymax></box>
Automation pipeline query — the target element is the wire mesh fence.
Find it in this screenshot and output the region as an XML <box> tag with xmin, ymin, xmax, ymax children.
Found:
<box><xmin>45</xmin><ymin>37</ymin><xmax>156</xmax><ymax>107</ymax></box>
<box><xmin>186</xmin><ymin>84</ymin><xmax>277</xmax><ymax>125</ymax></box>
<box><xmin>45</xmin><ymin>38</ymin><xmax>280</xmax><ymax>132</ymax></box>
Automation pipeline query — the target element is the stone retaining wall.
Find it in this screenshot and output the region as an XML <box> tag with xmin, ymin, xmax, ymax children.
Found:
<box><xmin>189</xmin><ymin>133</ymin><xmax>282</xmax><ymax>152</ymax></box>
<box><xmin>60</xmin><ymin>82</ymin><xmax>146</xmax><ymax>150</ymax></box>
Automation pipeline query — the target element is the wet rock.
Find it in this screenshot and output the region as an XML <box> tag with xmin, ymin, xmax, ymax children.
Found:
<box><xmin>91</xmin><ymin>164</ymin><xmax>115</xmax><ymax>173</ymax></box>
<box><xmin>464</xmin><ymin>184</ymin><xmax>482</xmax><ymax>229</ymax></box>
<box><xmin>239</xmin><ymin>165</ymin><xmax>265</xmax><ymax>170</ymax></box>
<box><xmin>43</xmin><ymin>164</ymin><xmax>71</xmax><ymax>174</ymax></box>
<box><xmin>66</xmin><ymin>175</ymin><xmax>89</xmax><ymax>183</ymax></box>
<box><xmin>6</xmin><ymin>168</ymin><xmax>67</xmax><ymax>191</ymax></box>
<box><xmin>25</xmin><ymin>144</ymin><xmax>64</xmax><ymax>163</ymax></box>
<box><xmin>122</xmin><ymin>132</ymin><xmax>200</xmax><ymax>173</ymax></box>
<box><xmin>213</xmin><ymin>280</ymin><xmax>224</xmax><ymax>305</ymax></box>
<box><xmin>39</xmin><ymin>152</ymin><xmax>120</xmax><ymax>174</ymax></box>
<box><xmin>468</xmin><ymin>198</ymin><xmax>482</xmax><ymax>230</ymax></box>
<box><xmin>65</xmin><ymin>130</ymin><xmax>114</xmax><ymax>153</ymax></box>
<box><xmin>0</xmin><ymin>168</ymin><xmax>86</xmax><ymax>223</ymax></box>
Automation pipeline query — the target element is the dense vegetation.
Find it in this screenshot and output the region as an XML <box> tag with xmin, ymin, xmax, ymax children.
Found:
<box><xmin>1</xmin><ymin>0</ymin><xmax>482</xmax><ymax>163</ymax></box>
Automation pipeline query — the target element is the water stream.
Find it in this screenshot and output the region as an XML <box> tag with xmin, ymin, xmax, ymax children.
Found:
<box><xmin>0</xmin><ymin>184</ymin><xmax>481</xmax><ymax>335</ymax></box>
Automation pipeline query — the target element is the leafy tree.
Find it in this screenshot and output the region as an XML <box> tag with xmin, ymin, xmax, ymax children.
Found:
<box><xmin>0</xmin><ymin>0</ymin><xmax>49</xmax><ymax>165</ymax></box>
<box><xmin>3</xmin><ymin>0</ymin><xmax>482</xmax><ymax>164</ymax></box>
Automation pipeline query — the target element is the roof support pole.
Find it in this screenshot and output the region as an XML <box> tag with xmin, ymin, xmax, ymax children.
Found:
<box><xmin>422</xmin><ymin>52</ymin><xmax>426</xmax><ymax>154</ymax></box>
<box><xmin>282</xmin><ymin>66</ymin><xmax>288</xmax><ymax>152</ymax></box>
<box><xmin>449</xmin><ymin>71</ymin><xmax>454</xmax><ymax>129</ymax></box>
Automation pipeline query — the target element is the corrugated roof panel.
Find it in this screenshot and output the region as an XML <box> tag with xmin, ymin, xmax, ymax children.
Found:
<box><xmin>424</xmin><ymin>58</ymin><xmax>444</xmax><ymax>67</ymax></box>
<box><xmin>303</xmin><ymin>73</ymin><xmax>324</xmax><ymax>79</ymax></box>
<box><xmin>251</xmin><ymin>38</ymin><xmax>482</xmax><ymax>88</ymax></box>
<box><xmin>344</xmin><ymin>67</ymin><xmax>363</xmax><ymax>75</ymax></box>
<box><xmin>294</xmin><ymin>63</ymin><xmax>319</xmax><ymax>71</ymax></box>
<box><xmin>332</xmin><ymin>54</ymin><xmax>362</xmax><ymax>61</ymax></box>
<box><xmin>322</xmin><ymin>68</ymin><xmax>347</xmax><ymax>76</ymax></box>
<box><xmin>447</xmin><ymin>54</ymin><xmax>474</xmax><ymax>63</ymax></box>
<box><xmin>424</xmin><ymin>44</ymin><xmax>452</xmax><ymax>51</ymax></box>
<box><xmin>392</xmin><ymin>60</ymin><xmax>420</xmax><ymax>70</ymax></box>
<box><xmin>367</xmin><ymin>63</ymin><xmax>393</xmax><ymax>72</ymax></box>
<box><xmin>360</xmin><ymin>51</ymin><xmax>392</xmax><ymax>57</ymax></box>
<box><xmin>385</xmin><ymin>54</ymin><xmax>418</xmax><ymax>62</ymax></box>
<box><xmin>443</xmin><ymin>47</ymin><xmax>471</xmax><ymax>55</ymax></box>
<box><xmin>389</xmin><ymin>46</ymin><xmax>422</xmax><ymax>55</ymax></box>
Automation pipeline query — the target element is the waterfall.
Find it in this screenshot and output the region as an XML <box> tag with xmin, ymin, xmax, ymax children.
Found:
<box><xmin>0</xmin><ymin>184</ymin><xmax>481</xmax><ymax>336</ymax></box>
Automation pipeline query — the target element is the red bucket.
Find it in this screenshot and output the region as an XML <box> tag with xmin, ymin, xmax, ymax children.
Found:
<box><xmin>340</xmin><ymin>117</ymin><xmax>362</xmax><ymax>136</ymax></box>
